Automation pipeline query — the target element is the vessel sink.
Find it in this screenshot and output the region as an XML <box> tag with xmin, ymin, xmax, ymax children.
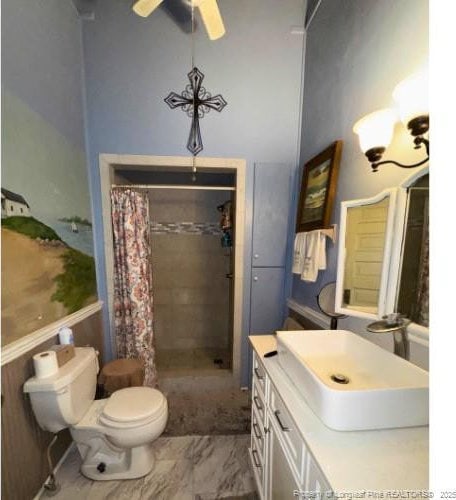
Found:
<box><xmin>276</xmin><ymin>330</ymin><xmax>428</xmax><ymax>431</ymax></box>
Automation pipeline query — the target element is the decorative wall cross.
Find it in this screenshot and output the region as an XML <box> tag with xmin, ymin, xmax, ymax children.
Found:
<box><xmin>164</xmin><ymin>67</ymin><xmax>227</xmax><ymax>155</ymax></box>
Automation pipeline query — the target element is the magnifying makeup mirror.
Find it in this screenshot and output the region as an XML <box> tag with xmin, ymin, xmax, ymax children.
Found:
<box><xmin>317</xmin><ymin>281</ymin><xmax>346</xmax><ymax>329</ymax></box>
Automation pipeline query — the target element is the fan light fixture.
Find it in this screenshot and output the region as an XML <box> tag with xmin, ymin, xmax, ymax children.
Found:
<box><xmin>192</xmin><ymin>0</ymin><xmax>225</xmax><ymax>40</ymax></box>
<box><xmin>353</xmin><ymin>69</ymin><xmax>429</xmax><ymax>173</ymax></box>
<box><xmin>133</xmin><ymin>0</ymin><xmax>164</xmax><ymax>17</ymax></box>
<box><xmin>132</xmin><ymin>0</ymin><xmax>225</xmax><ymax>40</ymax></box>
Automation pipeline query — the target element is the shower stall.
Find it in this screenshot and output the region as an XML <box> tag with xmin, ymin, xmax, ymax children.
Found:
<box><xmin>113</xmin><ymin>167</ymin><xmax>236</xmax><ymax>377</ymax></box>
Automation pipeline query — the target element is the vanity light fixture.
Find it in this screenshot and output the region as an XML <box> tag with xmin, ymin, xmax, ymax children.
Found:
<box><xmin>353</xmin><ymin>70</ymin><xmax>429</xmax><ymax>172</ymax></box>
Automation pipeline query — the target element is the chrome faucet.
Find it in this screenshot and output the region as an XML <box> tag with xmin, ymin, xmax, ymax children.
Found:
<box><xmin>366</xmin><ymin>313</ymin><xmax>411</xmax><ymax>360</ymax></box>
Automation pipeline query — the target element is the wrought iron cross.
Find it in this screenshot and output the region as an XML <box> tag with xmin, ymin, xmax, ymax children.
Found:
<box><xmin>164</xmin><ymin>67</ymin><xmax>227</xmax><ymax>155</ymax></box>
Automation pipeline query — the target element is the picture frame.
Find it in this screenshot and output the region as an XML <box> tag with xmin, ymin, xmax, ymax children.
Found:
<box><xmin>296</xmin><ymin>140</ymin><xmax>343</xmax><ymax>232</ymax></box>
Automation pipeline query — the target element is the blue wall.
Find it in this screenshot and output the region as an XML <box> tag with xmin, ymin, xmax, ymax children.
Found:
<box><xmin>292</xmin><ymin>0</ymin><xmax>429</xmax><ymax>369</ymax></box>
<box><xmin>80</xmin><ymin>0</ymin><xmax>306</xmax><ymax>383</ymax></box>
<box><xmin>293</xmin><ymin>0</ymin><xmax>429</xmax><ymax>312</ymax></box>
<box><xmin>2</xmin><ymin>0</ymin><xmax>86</xmax><ymax>150</ymax></box>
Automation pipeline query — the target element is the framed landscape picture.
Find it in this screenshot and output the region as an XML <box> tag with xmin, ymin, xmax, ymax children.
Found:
<box><xmin>296</xmin><ymin>140</ymin><xmax>343</xmax><ymax>232</ymax></box>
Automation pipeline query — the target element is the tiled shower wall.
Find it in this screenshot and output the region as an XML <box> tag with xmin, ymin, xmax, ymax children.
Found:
<box><xmin>149</xmin><ymin>189</ymin><xmax>233</xmax><ymax>352</ymax></box>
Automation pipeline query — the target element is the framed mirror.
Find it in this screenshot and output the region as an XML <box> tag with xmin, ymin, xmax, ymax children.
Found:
<box><xmin>335</xmin><ymin>188</ymin><xmax>397</xmax><ymax>319</ymax></box>
<box><xmin>387</xmin><ymin>167</ymin><xmax>429</xmax><ymax>331</ymax></box>
<box><xmin>335</xmin><ymin>166</ymin><xmax>429</xmax><ymax>330</ymax></box>
<box><xmin>395</xmin><ymin>175</ymin><xmax>429</xmax><ymax>326</ymax></box>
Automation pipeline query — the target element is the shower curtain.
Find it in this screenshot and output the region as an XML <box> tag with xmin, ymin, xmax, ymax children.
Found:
<box><xmin>111</xmin><ymin>188</ymin><xmax>157</xmax><ymax>387</ymax></box>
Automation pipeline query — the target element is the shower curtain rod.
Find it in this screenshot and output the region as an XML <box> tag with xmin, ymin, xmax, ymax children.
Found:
<box><xmin>112</xmin><ymin>184</ymin><xmax>235</xmax><ymax>191</ymax></box>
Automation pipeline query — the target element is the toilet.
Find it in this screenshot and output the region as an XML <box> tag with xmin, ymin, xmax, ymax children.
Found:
<box><xmin>23</xmin><ymin>347</ymin><xmax>168</xmax><ymax>481</ymax></box>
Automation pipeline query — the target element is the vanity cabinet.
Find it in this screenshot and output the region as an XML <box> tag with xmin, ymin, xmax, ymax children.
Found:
<box><xmin>249</xmin><ymin>351</ymin><xmax>331</xmax><ymax>500</ymax></box>
<box><xmin>305</xmin><ymin>455</ymin><xmax>332</xmax><ymax>497</ymax></box>
<box><xmin>268</xmin><ymin>423</ymin><xmax>301</xmax><ymax>499</ymax></box>
<box><xmin>249</xmin><ymin>335</ymin><xmax>429</xmax><ymax>494</ymax></box>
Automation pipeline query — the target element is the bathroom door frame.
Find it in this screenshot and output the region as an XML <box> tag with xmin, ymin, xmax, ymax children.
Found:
<box><xmin>99</xmin><ymin>154</ymin><xmax>246</xmax><ymax>386</ymax></box>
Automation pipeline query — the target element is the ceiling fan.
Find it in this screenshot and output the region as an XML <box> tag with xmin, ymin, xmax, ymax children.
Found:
<box><xmin>132</xmin><ymin>0</ymin><xmax>226</xmax><ymax>40</ymax></box>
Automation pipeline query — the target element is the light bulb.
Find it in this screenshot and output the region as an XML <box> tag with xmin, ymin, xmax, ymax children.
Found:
<box><xmin>393</xmin><ymin>69</ymin><xmax>428</xmax><ymax>129</ymax></box>
<box><xmin>353</xmin><ymin>109</ymin><xmax>397</xmax><ymax>154</ymax></box>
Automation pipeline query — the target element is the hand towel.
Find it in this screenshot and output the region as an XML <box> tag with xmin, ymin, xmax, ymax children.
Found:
<box><xmin>292</xmin><ymin>232</ymin><xmax>307</xmax><ymax>274</ymax></box>
<box><xmin>301</xmin><ymin>230</ymin><xmax>328</xmax><ymax>282</ymax></box>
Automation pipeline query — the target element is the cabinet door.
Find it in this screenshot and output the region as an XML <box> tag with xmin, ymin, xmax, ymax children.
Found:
<box><xmin>250</xmin><ymin>267</ymin><xmax>285</xmax><ymax>334</ymax></box>
<box><xmin>252</xmin><ymin>162</ymin><xmax>291</xmax><ymax>267</ymax></box>
<box><xmin>305</xmin><ymin>454</ymin><xmax>332</xmax><ymax>498</ymax></box>
<box><xmin>268</xmin><ymin>422</ymin><xmax>301</xmax><ymax>500</ymax></box>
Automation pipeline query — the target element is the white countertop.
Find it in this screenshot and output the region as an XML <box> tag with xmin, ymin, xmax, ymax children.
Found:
<box><xmin>249</xmin><ymin>335</ymin><xmax>429</xmax><ymax>493</ymax></box>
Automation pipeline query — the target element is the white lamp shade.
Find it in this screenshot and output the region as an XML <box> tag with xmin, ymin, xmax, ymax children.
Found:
<box><xmin>193</xmin><ymin>0</ymin><xmax>225</xmax><ymax>40</ymax></box>
<box><xmin>392</xmin><ymin>69</ymin><xmax>428</xmax><ymax>126</ymax></box>
<box><xmin>133</xmin><ymin>0</ymin><xmax>164</xmax><ymax>17</ymax></box>
<box><xmin>353</xmin><ymin>109</ymin><xmax>396</xmax><ymax>154</ymax></box>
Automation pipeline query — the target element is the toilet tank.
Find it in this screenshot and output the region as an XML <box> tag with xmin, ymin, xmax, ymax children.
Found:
<box><xmin>23</xmin><ymin>347</ymin><xmax>98</xmax><ymax>433</ymax></box>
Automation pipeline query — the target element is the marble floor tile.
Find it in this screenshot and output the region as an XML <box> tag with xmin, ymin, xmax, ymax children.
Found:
<box><xmin>86</xmin><ymin>477</ymin><xmax>144</xmax><ymax>500</ymax></box>
<box><xmin>141</xmin><ymin>458</ymin><xmax>193</xmax><ymax>500</ymax></box>
<box><xmin>151</xmin><ymin>436</ymin><xmax>195</xmax><ymax>461</ymax></box>
<box><xmin>193</xmin><ymin>435</ymin><xmax>255</xmax><ymax>497</ymax></box>
<box><xmin>44</xmin><ymin>447</ymin><xmax>93</xmax><ymax>500</ymax></box>
<box><xmin>195</xmin><ymin>493</ymin><xmax>259</xmax><ymax>500</ymax></box>
<box><xmin>47</xmin><ymin>435</ymin><xmax>255</xmax><ymax>500</ymax></box>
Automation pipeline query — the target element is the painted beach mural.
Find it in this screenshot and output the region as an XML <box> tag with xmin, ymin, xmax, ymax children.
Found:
<box><xmin>1</xmin><ymin>88</ymin><xmax>97</xmax><ymax>346</ymax></box>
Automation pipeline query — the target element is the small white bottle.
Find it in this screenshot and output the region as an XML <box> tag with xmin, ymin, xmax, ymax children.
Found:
<box><xmin>58</xmin><ymin>326</ymin><xmax>74</xmax><ymax>345</ymax></box>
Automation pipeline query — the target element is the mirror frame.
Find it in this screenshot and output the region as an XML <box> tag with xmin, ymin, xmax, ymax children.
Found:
<box><xmin>335</xmin><ymin>165</ymin><xmax>429</xmax><ymax>337</ymax></box>
<box><xmin>335</xmin><ymin>188</ymin><xmax>398</xmax><ymax>320</ymax></box>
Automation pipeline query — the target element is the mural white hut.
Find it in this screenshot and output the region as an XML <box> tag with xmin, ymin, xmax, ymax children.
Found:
<box><xmin>1</xmin><ymin>188</ymin><xmax>31</xmax><ymax>218</ymax></box>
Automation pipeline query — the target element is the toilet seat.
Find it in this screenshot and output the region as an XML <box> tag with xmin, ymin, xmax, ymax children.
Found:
<box><xmin>99</xmin><ymin>387</ymin><xmax>166</xmax><ymax>429</ymax></box>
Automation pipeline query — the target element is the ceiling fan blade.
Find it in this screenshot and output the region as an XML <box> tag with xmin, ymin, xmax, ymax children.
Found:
<box><xmin>133</xmin><ymin>0</ymin><xmax>165</xmax><ymax>17</ymax></box>
<box><xmin>162</xmin><ymin>0</ymin><xmax>194</xmax><ymax>34</ymax></box>
<box><xmin>195</xmin><ymin>0</ymin><xmax>225</xmax><ymax>40</ymax></box>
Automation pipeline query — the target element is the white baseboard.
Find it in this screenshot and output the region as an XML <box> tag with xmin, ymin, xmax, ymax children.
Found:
<box><xmin>33</xmin><ymin>442</ymin><xmax>75</xmax><ymax>500</ymax></box>
<box><xmin>286</xmin><ymin>298</ymin><xmax>331</xmax><ymax>329</ymax></box>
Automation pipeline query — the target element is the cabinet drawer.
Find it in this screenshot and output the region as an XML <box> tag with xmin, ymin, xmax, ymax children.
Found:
<box><xmin>251</xmin><ymin>404</ymin><xmax>265</xmax><ymax>456</ymax></box>
<box><xmin>270</xmin><ymin>382</ymin><xmax>306</xmax><ymax>479</ymax></box>
<box><xmin>252</xmin><ymin>351</ymin><xmax>267</xmax><ymax>395</ymax></box>
<box><xmin>252</xmin><ymin>379</ymin><xmax>266</xmax><ymax>424</ymax></box>
<box><xmin>250</xmin><ymin>437</ymin><xmax>264</xmax><ymax>498</ymax></box>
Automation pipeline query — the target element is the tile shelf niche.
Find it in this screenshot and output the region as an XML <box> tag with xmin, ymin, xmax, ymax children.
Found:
<box><xmin>150</xmin><ymin>221</ymin><xmax>223</xmax><ymax>235</ymax></box>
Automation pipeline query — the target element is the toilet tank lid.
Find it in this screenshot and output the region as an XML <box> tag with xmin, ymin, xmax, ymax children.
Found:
<box><xmin>23</xmin><ymin>347</ymin><xmax>97</xmax><ymax>393</ymax></box>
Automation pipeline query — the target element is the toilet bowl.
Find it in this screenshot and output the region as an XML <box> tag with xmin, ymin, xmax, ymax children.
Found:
<box><xmin>24</xmin><ymin>347</ymin><xmax>168</xmax><ymax>480</ymax></box>
<box><xmin>71</xmin><ymin>387</ymin><xmax>168</xmax><ymax>480</ymax></box>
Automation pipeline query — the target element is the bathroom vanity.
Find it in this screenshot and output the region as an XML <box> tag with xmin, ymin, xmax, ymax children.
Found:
<box><xmin>248</xmin><ymin>335</ymin><xmax>429</xmax><ymax>499</ymax></box>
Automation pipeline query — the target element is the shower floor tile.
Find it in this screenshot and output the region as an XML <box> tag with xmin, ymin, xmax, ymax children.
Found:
<box><xmin>156</xmin><ymin>348</ymin><xmax>231</xmax><ymax>373</ymax></box>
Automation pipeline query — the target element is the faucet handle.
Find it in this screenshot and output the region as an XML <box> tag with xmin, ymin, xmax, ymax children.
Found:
<box><xmin>382</xmin><ymin>313</ymin><xmax>401</xmax><ymax>325</ymax></box>
<box><xmin>382</xmin><ymin>313</ymin><xmax>411</xmax><ymax>327</ymax></box>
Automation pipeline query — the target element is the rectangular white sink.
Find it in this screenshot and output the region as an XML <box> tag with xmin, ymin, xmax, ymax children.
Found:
<box><xmin>276</xmin><ymin>330</ymin><xmax>429</xmax><ymax>431</ymax></box>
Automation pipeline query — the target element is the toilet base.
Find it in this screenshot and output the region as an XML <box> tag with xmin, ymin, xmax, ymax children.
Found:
<box><xmin>75</xmin><ymin>437</ymin><xmax>155</xmax><ymax>481</ymax></box>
